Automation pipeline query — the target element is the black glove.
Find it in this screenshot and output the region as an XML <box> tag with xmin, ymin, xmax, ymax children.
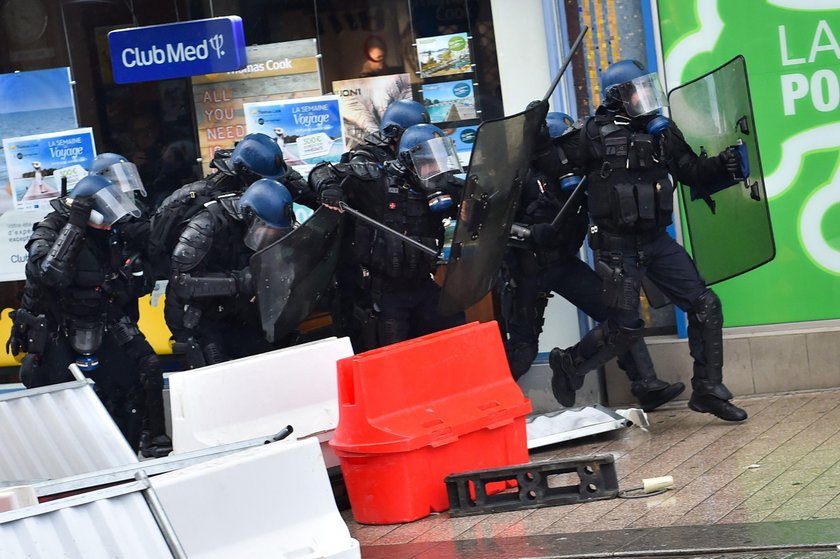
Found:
<box><xmin>68</xmin><ymin>196</ymin><xmax>95</xmax><ymax>228</ymax></box>
<box><xmin>318</xmin><ymin>185</ymin><xmax>345</xmax><ymax>208</ymax></box>
<box><xmin>232</xmin><ymin>267</ymin><xmax>254</xmax><ymax>296</ymax></box>
<box><xmin>529</xmin><ymin>223</ymin><xmax>559</xmax><ymax>248</ymax></box>
<box><xmin>719</xmin><ymin>148</ymin><xmax>742</xmax><ymax>176</ymax></box>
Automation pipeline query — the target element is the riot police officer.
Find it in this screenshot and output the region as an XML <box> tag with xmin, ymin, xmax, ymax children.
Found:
<box><xmin>541</xmin><ymin>60</ymin><xmax>747</xmax><ymax>421</ymax></box>
<box><xmin>504</xmin><ymin>112</ymin><xmax>684</xmax><ymax>412</ymax></box>
<box><xmin>9</xmin><ymin>172</ymin><xmax>172</xmax><ymax>456</ymax></box>
<box><xmin>327</xmin><ymin>99</ymin><xmax>431</xmax><ymax>349</ymax></box>
<box><xmin>149</xmin><ymin>133</ymin><xmax>316</xmax><ymax>277</ymax></box>
<box><xmin>166</xmin><ymin>178</ymin><xmax>296</xmax><ymax>364</ymax></box>
<box><xmin>311</xmin><ymin>123</ymin><xmax>465</xmax><ymax>349</ymax></box>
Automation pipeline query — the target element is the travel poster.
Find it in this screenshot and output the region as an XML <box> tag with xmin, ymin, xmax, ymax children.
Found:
<box><xmin>332</xmin><ymin>73</ymin><xmax>413</xmax><ymax>149</ymax></box>
<box><xmin>243</xmin><ymin>95</ymin><xmax>346</xmax><ymax>177</ymax></box>
<box><xmin>417</xmin><ymin>32</ymin><xmax>472</xmax><ymax>79</ymax></box>
<box><xmin>1</xmin><ymin>128</ymin><xmax>95</xmax><ymax>282</ymax></box>
<box><xmin>422</xmin><ymin>79</ymin><xmax>477</xmax><ymax>124</ymax></box>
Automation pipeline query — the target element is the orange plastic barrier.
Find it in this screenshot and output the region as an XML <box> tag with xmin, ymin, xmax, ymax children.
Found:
<box><xmin>330</xmin><ymin>321</ymin><xmax>532</xmax><ymax>524</ymax></box>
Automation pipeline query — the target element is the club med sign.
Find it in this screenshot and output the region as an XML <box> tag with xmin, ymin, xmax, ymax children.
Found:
<box><xmin>108</xmin><ymin>16</ymin><xmax>247</xmax><ymax>84</ymax></box>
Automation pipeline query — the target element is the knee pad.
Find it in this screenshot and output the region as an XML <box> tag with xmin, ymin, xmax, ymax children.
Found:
<box><xmin>688</xmin><ymin>290</ymin><xmax>722</xmax><ymax>329</ymax></box>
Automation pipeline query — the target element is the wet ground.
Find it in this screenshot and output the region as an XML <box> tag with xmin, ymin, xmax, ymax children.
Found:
<box><xmin>344</xmin><ymin>389</ymin><xmax>840</xmax><ymax>558</ymax></box>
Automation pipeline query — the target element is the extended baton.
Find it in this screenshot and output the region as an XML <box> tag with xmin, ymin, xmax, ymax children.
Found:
<box><xmin>337</xmin><ymin>201</ymin><xmax>441</xmax><ymax>259</ymax></box>
<box><xmin>550</xmin><ymin>176</ymin><xmax>588</xmax><ymax>229</ymax></box>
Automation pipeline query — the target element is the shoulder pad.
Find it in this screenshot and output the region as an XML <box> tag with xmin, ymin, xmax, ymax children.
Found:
<box><xmin>216</xmin><ymin>193</ymin><xmax>243</xmax><ymax>220</ymax></box>
<box><xmin>171</xmin><ymin>210</ymin><xmax>217</xmax><ymax>272</ymax></box>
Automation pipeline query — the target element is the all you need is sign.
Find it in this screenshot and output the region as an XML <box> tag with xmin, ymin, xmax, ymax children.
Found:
<box><xmin>108</xmin><ymin>16</ymin><xmax>248</xmax><ymax>84</ymax></box>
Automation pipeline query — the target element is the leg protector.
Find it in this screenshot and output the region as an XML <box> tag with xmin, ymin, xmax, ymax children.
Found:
<box><xmin>687</xmin><ymin>289</ymin><xmax>732</xmax><ymax>400</ymax></box>
<box><xmin>548</xmin><ymin>319</ymin><xmax>644</xmax><ymax>407</ymax></box>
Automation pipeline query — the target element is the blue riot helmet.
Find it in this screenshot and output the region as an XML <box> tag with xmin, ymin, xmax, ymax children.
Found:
<box><xmin>226</xmin><ymin>133</ymin><xmax>287</xmax><ymax>180</ymax></box>
<box><xmin>379</xmin><ymin>100</ymin><xmax>430</xmax><ymax>141</ymax></box>
<box><xmin>601</xmin><ymin>60</ymin><xmax>668</xmax><ymax>119</ymax></box>
<box><xmin>89</xmin><ymin>152</ymin><xmax>146</xmax><ymax>197</ymax></box>
<box><xmin>70</xmin><ymin>174</ymin><xmax>142</xmax><ymax>227</ymax></box>
<box><xmin>398</xmin><ymin>123</ymin><xmax>462</xmax><ymax>212</ymax></box>
<box><xmin>239</xmin><ymin>178</ymin><xmax>295</xmax><ymax>251</ymax></box>
<box><xmin>545</xmin><ymin>112</ymin><xmax>574</xmax><ymax>139</ymax></box>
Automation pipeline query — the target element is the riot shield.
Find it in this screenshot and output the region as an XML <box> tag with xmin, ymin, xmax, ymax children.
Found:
<box><xmin>437</xmin><ymin>101</ymin><xmax>549</xmax><ymax>315</ymax></box>
<box><xmin>668</xmin><ymin>55</ymin><xmax>774</xmax><ymax>285</ymax></box>
<box><xmin>250</xmin><ymin>207</ymin><xmax>343</xmax><ymax>342</ymax></box>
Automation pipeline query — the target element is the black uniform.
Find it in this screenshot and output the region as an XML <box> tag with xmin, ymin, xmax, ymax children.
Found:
<box><xmin>503</xmin><ymin>165</ymin><xmax>684</xmax><ymax>411</ymax></box>
<box><xmin>12</xmin><ymin>200</ymin><xmax>163</xmax><ymax>447</ymax></box>
<box><xmin>309</xmin><ymin>152</ymin><xmax>465</xmax><ymax>350</ymax></box>
<box><xmin>542</xmin><ymin>106</ymin><xmax>746</xmax><ymax>421</ymax></box>
<box><xmin>165</xmin><ymin>193</ymin><xmax>274</xmax><ymax>364</ymax></box>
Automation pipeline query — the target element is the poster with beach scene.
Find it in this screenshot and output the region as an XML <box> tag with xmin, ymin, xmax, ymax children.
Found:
<box><xmin>0</xmin><ymin>67</ymin><xmax>78</xmax><ymax>282</ymax></box>
<box><xmin>416</xmin><ymin>33</ymin><xmax>472</xmax><ymax>79</ymax></box>
<box><xmin>0</xmin><ymin>68</ymin><xmax>77</xmax><ymax>216</ymax></box>
<box><xmin>422</xmin><ymin>79</ymin><xmax>477</xmax><ymax>124</ymax></box>
<box><xmin>3</xmin><ymin>128</ymin><xmax>96</xmax><ymax>212</ymax></box>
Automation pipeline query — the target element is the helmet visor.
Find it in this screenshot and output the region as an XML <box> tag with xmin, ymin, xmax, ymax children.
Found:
<box><xmin>244</xmin><ymin>216</ymin><xmax>289</xmax><ymax>252</ymax></box>
<box><xmin>614</xmin><ymin>72</ymin><xmax>668</xmax><ymax>117</ymax></box>
<box><xmin>93</xmin><ymin>182</ymin><xmax>142</xmax><ymax>225</ymax></box>
<box><xmin>407</xmin><ymin>136</ymin><xmax>463</xmax><ymax>180</ymax></box>
<box><xmin>100</xmin><ymin>162</ymin><xmax>146</xmax><ymax>197</ymax></box>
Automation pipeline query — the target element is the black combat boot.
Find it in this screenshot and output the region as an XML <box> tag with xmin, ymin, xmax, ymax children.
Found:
<box><xmin>548</xmin><ymin>347</ymin><xmax>583</xmax><ymax>407</ymax></box>
<box><xmin>688</xmin><ymin>365</ymin><xmax>747</xmax><ymax>422</ymax></box>
<box><xmin>688</xmin><ymin>393</ymin><xmax>747</xmax><ymax>422</ymax></box>
<box><xmin>505</xmin><ymin>341</ymin><xmax>538</xmax><ymax>381</ymax></box>
<box><xmin>619</xmin><ymin>340</ymin><xmax>685</xmax><ymax>412</ymax></box>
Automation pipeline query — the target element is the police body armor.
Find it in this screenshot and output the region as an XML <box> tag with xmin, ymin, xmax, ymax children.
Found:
<box><xmin>584</xmin><ymin>116</ymin><xmax>674</xmax><ymax>235</ymax></box>
<box><xmin>351</xmin><ymin>173</ymin><xmax>442</xmax><ymax>283</ymax></box>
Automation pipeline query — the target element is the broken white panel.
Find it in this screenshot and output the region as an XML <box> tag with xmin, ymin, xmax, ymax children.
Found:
<box><xmin>527</xmin><ymin>405</ymin><xmax>644</xmax><ymax>449</ymax></box>
<box><xmin>0</xmin><ymin>482</ymin><xmax>177</xmax><ymax>559</ymax></box>
<box><xmin>169</xmin><ymin>336</ymin><xmax>353</xmax><ymax>467</ymax></box>
<box><xmin>0</xmin><ymin>380</ymin><xmax>137</xmax><ymax>483</ymax></box>
<box><xmin>152</xmin><ymin>437</ymin><xmax>360</xmax><ymax>559</ymax></box>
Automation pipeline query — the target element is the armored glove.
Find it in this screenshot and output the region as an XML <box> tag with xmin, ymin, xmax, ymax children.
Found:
<box><xmin>719</xmin><ymin>148</ymin><xmax>743</xmax><ymax>176</ymax></box>
<box><xmin>318</xmin><ymin>184</ymin><xmax>345</xmax><ymax>208</ymax></box>
<box><xmin>529</xmin><ymin>223</ymin><xmax>560</xmax><ymax>248</ymax></box>
<box><xmin>232</xmin><ymin>267</ymin><xmax>254</xmax><ymax>296</ymax></box>
<box><xmin>68</xmin><ymin>196</ymin><xmax>95</xmax><ymax>228</ymax></box>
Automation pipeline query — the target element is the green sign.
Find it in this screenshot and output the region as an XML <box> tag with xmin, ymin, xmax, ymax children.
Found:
<box><xmin>657</xmin><ymin>0</ymin><xmax>840</xmax><ymax>326</ymax></box>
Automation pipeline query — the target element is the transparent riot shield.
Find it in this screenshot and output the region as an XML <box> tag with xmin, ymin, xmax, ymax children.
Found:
<box><xmin>668</xmin><ymin>55</ymin><xmax>774</xmax><ymax>285</ymax></box>
<box><xmin>250</xmin><ymin>208</ymin><xmax>343</xmax><ymax>342</ymax></box>
<box><xmin>437</xmin><ymin>100</ymin><xmax>549</xmax><ymax>315</ymax></box>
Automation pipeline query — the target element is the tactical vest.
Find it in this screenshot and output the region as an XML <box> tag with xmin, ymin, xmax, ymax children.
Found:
<box><xmin>584</xmin><ymin>118</ymin><xmax>674</xmax><ymax>233</ymax></box>
<box><xmin>351</xmin><ymin>174</ymin><xmax>442</xmax><ymax>282</ymax></box>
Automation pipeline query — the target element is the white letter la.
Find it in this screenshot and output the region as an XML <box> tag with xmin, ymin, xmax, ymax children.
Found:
<box><xmin>779</xmin><ymin>25</ymin><xmax>806</xmax><ymax>66</ymax></box>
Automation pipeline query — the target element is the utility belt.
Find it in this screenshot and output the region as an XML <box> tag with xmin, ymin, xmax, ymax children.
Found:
<box><xmin>588</xmin><ymin>225</ymin><xmax>663</xmax><ymax>252</ymax></box>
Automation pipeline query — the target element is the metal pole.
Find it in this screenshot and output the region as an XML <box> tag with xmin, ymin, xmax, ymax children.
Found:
<box><xmin>337</xmin><ymin>202</ymin><xmax>440</xmax><ymax>258</ymax></box>
<box><xmin>135</xmin><ymin>471</ymin><xmax>189</xmax><ymax>559</ymax></box>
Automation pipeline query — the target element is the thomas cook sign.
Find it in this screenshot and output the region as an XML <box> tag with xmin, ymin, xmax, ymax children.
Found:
<box><xmin>108</xmin><ymin>17</ymin><xmax>247</xmax><ymax>84</ymax></box>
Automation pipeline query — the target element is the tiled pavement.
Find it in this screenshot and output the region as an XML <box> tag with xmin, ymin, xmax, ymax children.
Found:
<box><xmin>343</xmin><ymin>389</ymin><xmax>840</xmax><ymax>557</ymax></box>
